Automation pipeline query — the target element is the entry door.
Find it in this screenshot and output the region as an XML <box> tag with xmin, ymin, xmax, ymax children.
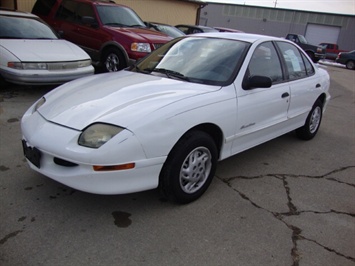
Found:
<box><xmin>231</xmin><ymin>41</ymin><xmax>290</xmax><ymax>154</ymax></box>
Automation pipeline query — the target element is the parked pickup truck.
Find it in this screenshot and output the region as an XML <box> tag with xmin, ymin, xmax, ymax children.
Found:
<box><xmin>286</xmin><ymin>34</ymin><xmax>326</xmax><ymax>62</ymax></box>
<box><xmin>319</xmin><ymin>43</ymin><xmax>348</xmax><ymax>60</ymax></box>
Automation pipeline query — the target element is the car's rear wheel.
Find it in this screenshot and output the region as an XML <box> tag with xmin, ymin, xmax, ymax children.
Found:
<box><xmin>296</xmin><ymin>99</ymin><xmax>323</xmax><ymax>140</ymax></box>
<box><xmin>102</xmin><ymin>48</ymin><xmax>126</xmax><ymax>72</ymax></box>
<box><xmin>159</xmin><ymin>131</ymin><xmax>218</xmax><ymax>204</ymax></box>
<box><xmin>346</xmin><ymin>60</ymin><xmax>355</xmax><ymax>70</ymax></box>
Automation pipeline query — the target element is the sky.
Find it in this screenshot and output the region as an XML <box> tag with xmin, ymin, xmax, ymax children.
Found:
<box><xmin>207</xmin><ymin>0</ymin><xmax>355</xmax><ymax>15</ymax></box>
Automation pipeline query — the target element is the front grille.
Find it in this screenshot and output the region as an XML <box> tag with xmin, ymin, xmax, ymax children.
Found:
<box><xmin>153</xmin><ymin>43</ymin><xmax>165</xmax><ymax>50</ymax></box>
<box><xmin>47</xmin><ymin>62</ymin><xmax>80</xmax><ymax>71</ymax></box>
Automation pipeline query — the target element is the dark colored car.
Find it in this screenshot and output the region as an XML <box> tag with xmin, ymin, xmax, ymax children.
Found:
<box><xmin>145</xmin><ymin>22</ymin><xmax>185</xmax><ymax>38</ymax></box>
<box><xmin>32</xmin><ymin>0</ymin><xmax>172</xmax><ymax>72</ymax></box>
<box><xmin>175</xmin><ymin>24</ymin><xmax>218</xmax><ymax>35</ymax></box>
<box><xmin>336</xmin><ymin>50</ymin><xmax>355</xmax><ymax>70</ymax></box>
<box><xmin>214</xmin><ymin>27</ymin><xmax>244</xmax><ymax>33</ymax></box>
<box><xmin>286</xmin><ymin>34</ymin><xmax>326</xmax><ymax>63</ymax></box>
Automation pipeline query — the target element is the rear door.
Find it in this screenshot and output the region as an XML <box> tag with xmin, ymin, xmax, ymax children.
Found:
<box><xmin>276</xmin><ymin>41</ymin><xmax>320</xmax><ymax>123</ymax></box>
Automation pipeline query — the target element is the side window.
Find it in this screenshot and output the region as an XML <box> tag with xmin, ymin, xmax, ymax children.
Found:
<box><xmin>286</xmin><ymin>34</ymin><xmax>297</xmax><ymax>43</ymax></box>
<box><xmin>301</xmin><ymin>53</ymin><xmax>315</xmax><ymax>76</ymax></box>
<box><xmin>77</xmin><ymin>4</ymin><xmax>96</xmax><ymax>24</ymax></box>
<box><xmin>247</xmin><ymin>41</ymin><xmax>284</xmax><ymax>83</ymax></box>
<box><xmin>277</xmin><ymin>42</ymin><xmax>307</xmax><ymax>80</ymax></box>
<box><xmin>55</xmin><ymin>0</ymin><xmax>78</xmax><ymax>21</ymax></box>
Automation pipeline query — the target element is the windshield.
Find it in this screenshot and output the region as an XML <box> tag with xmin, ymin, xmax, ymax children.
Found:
<box><xmin>97</xmin><ymin>6</ymin><xmax>146</xmax><ymax>27</ymax></box>
<box><xmin>156</xmin><ymin>25</ymin><xmax>185</xmax><ymax>38</ymax></box>
<box><xmin>0</xmin><ymin>15</ymin><xmax>58</xmax><ymax>39</ymax></box>
<box><xmin>298</xmin><ymin>35</ymin><xmax>308</xmax><ymax>44</ymax></box>
<box><xmin>131</xmin><ymin>37</ymin><xmax>250</xmax><ymax>86</ymax></box>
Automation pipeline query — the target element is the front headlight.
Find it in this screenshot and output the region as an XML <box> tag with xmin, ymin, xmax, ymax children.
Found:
<box><xmin>77</xmin><ymin>59</ymin><xmax>92</xmax><ymax>68</ymax></box>
<box><xmin>78</xmin><ymin>123</ymin><xmax>124</xmax><ymax>148</ymax></box>
<box><xmin>8</xmin><ymin>62</ymin><xmax>48</xmax><ymax>70</ymax></box>
<box><xmin>131</xmin><ymin>42</ymin><xmax>151</xmax><ymax>53</ymax></box>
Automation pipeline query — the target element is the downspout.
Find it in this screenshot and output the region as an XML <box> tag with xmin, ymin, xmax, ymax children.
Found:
<box><xmin>196</xmin><ymin>2</ymin><xmax>207</xmax><ymax>25</ymax></box>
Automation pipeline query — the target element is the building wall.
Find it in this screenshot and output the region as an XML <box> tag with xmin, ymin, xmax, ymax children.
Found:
<box><xmin>200</xmin><ymin>3</ymin><xmax>355</xmax><ymax>51</ymax></box>
<box><xmin>117</xmin><ymin>0</ymin><xmax>199</xmax><ymax>25</ymax></box>
<box><xmin>6</xmin><ymin>0</ymin><xmax>199</xmax><ymax>26</ymax></box>
<box><xmin>0</xmin><ymin>0</ymin><xmax>16</xmax><ymax>9</ymax></box>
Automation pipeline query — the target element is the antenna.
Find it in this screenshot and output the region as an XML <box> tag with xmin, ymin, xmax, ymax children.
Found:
<box><xmin>274</xmin><ymin>0</ymin><xmax>278</xmax><ymax>8</ymax></box>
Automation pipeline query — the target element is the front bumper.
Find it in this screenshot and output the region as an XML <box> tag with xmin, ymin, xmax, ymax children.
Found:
<box><xmin>315</xmin><ymin>53</ymin><xmax>326</xmax><ymax>60</ymax></box>
<box><xmin>21</xmin><ymin>110</ymin><xmax>165</xmax><ymax>194</ymax></box>
<box><xmin>0</xmin><ymin>65</ymin><xmax>94</xmax><ymax>85</ymax></box>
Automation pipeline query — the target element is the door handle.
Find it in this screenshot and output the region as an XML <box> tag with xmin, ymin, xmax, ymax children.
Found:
<box><xmin>316</xmin><ymin>83</ymin><xmax>321</xmax><ymax>88</ymax></box>
<box><xmin>281</xmin><ymin>92</ymin><xmax>290</xmax><ymax>98</ymax></box>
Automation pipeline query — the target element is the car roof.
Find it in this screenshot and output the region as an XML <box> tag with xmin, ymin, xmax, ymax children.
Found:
<box><xmin>189</xmin><ymin>32</ymin><xmax>283</xmax><ymax>43</ymax></box>
<box><xmin>0</xmin><ymin>9</ymin><xmax>39</xmax><ymax>19</ymax></box>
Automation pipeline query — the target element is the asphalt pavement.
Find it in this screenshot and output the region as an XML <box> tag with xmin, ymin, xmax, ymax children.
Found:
<box><xmin>0</xmin><ymin>63</ymin><xmax>354</xmax><ymax>266</ymax></box>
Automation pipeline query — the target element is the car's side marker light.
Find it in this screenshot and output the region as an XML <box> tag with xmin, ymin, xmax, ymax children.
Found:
<box><xmin>93</xmin><ymin>163</ymin><xmax>135</xmax><ymax>171</ymax></box>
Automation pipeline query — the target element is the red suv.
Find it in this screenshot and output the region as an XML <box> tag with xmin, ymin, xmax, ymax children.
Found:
<box><xmin>32</xmin><ymin>0</ymin><xmax>172</xmax><ymax>72</ymax></box>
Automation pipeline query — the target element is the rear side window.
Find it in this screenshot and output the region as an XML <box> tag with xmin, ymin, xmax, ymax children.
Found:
<box><xmin>32</xmin><ymin>0</ymin><xmax>57</xmax><ymax>16</ymax></box>
<box><xmin>277</xmin><ymin>42</ymin><xmax>308</xmax><ymax>80</ymax></box>
<box><xmin>301</xmin><ymin>53</ymin><xmax>315</xmax><ymax>76</ymax></box>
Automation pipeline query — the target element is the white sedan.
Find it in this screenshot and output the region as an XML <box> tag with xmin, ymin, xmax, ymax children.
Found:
<box><xmin>21</xmin><ymin>33</ymin><xmax>330</xmax><ymax>203</ymax></box>
<box><xmin>0</xmin><ymin>10</ymin><xmax>94</xmax><ymax>86</ymax></box>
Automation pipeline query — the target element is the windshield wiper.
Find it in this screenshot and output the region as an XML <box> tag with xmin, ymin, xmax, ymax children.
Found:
<box><xmin>129</xmin><ymin>24</ymin><xmax>146</xmax><ymax>28</ymax></box>
<box><xmin>104</xmin><ymin>22</ymin><xmax>127</xmax><ymax>27</ymax></box>
<box><xmin>147</xmin><ymin>68</ymin><xmax>190</xmax><ymax>81</ymax></box>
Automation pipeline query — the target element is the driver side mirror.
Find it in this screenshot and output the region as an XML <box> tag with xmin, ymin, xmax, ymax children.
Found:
<box><xmin>81</xmin><ymin>16</ymin><xmax>98</xmax><ymax>28</ymax></box>
<box><xmin>243</xmin><ymin>75</ymin><xmax>272</xmax><ymax>90</ymax></box>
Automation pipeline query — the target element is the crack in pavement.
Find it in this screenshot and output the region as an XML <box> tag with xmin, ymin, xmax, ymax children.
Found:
<box><xmin>217</xmin><ymin>165</ymin><xmax>355</xmax><ymax>266</ymax></box>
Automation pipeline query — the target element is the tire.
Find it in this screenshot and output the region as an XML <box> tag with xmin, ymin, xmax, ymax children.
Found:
<box><xmin>159</xmin><ymin>131</ymin><xmax>218</xmax><ymax>204</ymax></box>
<box><xmin>0</xmin><ymin>74</ymin><xmax>9</xmax><ymax>89</ymax></box>
<box><xmin>346</xmin><ymin>60</ymin><xmax>355</xmax><ymax>70</ymax></box>
<box><xmin>102</xmin><ymin>48</ymin><xmax>126</xmax><ymax>72</ymax></box>
<box><xmin>296</xmin><ymin>99</ymin><xmax>323</xmax><ymax>140</ymax></box>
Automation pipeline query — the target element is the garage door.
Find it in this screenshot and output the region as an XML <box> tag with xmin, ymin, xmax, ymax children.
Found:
<box><xmin>305</xmin><ymin>24</ymin><xmax>340</xmax><ymax>46</ymax></box>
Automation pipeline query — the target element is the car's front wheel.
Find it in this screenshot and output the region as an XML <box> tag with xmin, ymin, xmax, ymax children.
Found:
<box><xmin>296</xmin><ymin>99</ymin><xmax>323</xmax><ymax>140</ymax></box>
<box><xmin>346</xmin><ymin>60</ymin><xmax>355</xmax><ymax>70</ymax></box>
<box><xmin>159</xmin><ymin>131</ymin><xmax>218</xmax><ymax>204</ymax></box>
<box><xmin>102</xmin><ymin>48</ymin><xmax>126</xmax><ymax>72</ymax></box>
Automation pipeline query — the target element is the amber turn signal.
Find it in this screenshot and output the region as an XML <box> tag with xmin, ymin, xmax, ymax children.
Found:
<box><xmin>93</xmin><ymin>163</ymin><xmax>135</xmax><ymax>171</ymax></box>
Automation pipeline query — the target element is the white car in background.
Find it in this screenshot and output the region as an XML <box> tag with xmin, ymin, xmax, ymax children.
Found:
<box><xmin>21</xmin><ymin>33</ymin><xmax>330</xmax><ymax>203</ymax></box>
<box><xmin>0</xmin><ymin>10</ymin><xmax>94</xmax><ymax>86</ymax></box>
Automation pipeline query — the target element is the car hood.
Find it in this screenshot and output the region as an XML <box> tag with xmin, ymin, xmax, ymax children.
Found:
<box><xmin>38</xmin><ymin>71</ymin><xmax>219</xmax><ymax>130</ymax></box>
<box><xmin>0</xmin><ymin>39</ymin><xmax>90</xmax><ymax>61</ymax></box>
<box><xmin>105</xmin><ymin>26</ymin><xmax>172</xmax><ymax>42</ymax></box>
